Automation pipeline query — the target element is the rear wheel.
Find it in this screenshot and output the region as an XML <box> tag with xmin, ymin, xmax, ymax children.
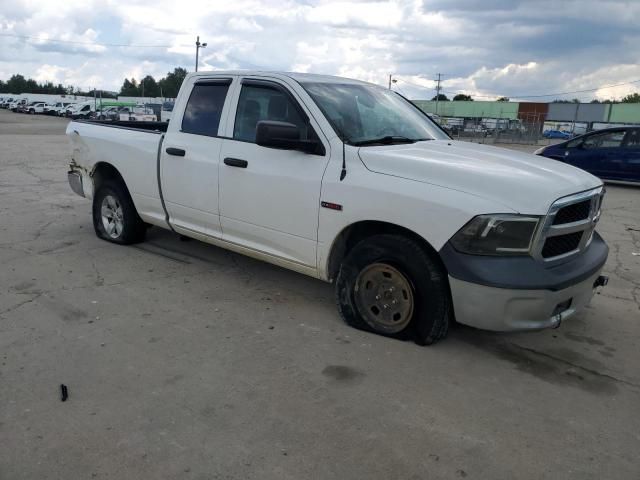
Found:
<box><xmin>335</xmin><ymin>234</ymin><xmax>450</xmax><ymax>345</ymax></box>
<box><xmin>92</xmin><ymin>180</ymin><xmax>146</xmax><ymax>244</ymax></box>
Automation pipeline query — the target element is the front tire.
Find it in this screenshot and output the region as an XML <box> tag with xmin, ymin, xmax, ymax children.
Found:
<box><xmin>335</xmin><ymin>234</ymin><xmax>450</xmax><ymax>345</ymax></box>
<box><xmin>92</xmin><ymin>180</ymin><xmax>146</xmax><ymax>244</ymax></box>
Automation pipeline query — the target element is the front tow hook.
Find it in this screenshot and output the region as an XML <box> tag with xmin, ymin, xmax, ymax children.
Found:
<box><xmin>593</xmin><ymin>275</ymin><xmax>609</xmax><ymax>288</ymax></box>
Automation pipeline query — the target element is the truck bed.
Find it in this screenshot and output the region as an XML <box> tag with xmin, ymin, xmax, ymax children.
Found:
<box><xmin>67</xmin><ymin>118</ymin><xmax>167</xmax><ymax>225</ymax></box>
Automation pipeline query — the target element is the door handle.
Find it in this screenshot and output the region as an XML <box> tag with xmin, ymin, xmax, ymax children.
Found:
<box><xmin>224</xmin><ymin>157</ymin><xmax>248</xmax><ymax>168</ymax></box>
<box><xmin>166</xmin><ymin>147</ymin><xmax>186</xmax><ymax>156</ymax></box>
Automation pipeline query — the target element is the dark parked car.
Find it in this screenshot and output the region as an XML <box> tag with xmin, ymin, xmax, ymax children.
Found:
<box><xmin>543</xmin><ymin>129</ymin><xmax>573</xmax><ymax>140</ymax></box>
<box><xmin>536</xmin><ymin>127</ymin><xmax>640</xmax><ymax>184</ymax></box>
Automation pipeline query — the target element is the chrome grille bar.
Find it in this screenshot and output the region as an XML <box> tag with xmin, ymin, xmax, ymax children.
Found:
<box><xmin>533</xmin><ymin>186</ymin><xmax>604</xmax><ymax>263</ymax></box>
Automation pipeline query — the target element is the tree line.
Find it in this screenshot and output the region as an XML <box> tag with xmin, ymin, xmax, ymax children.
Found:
<box><xmin>0</xmin><ymin>67</ymin><xmax>188</xmax><ymax>99</ymax></box>
<box><xmin>431</xmin><ymin>93</ymin><xmax>640</xmax><ymax>103</ymax></box>
<box><xmin>118</xmin><ymin>68</ymin><xmax>187</xmax><ymax>98</ymax></box>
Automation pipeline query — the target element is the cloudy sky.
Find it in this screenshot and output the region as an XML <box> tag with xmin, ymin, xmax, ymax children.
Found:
<box><xmin>1</xmin><ymin>0</ymin><xmax>639</xmax><ymax>101</ymax></box>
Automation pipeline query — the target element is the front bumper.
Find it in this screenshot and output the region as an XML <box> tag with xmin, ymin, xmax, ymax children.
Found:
<box><xmin>449</xmin><ymin>269</ymin><xmax>605</xmax><ymax>331</ymax></box>
<box><xmin>441</xmin><ymin>232</ymin><xmax>608</xmax><ymax>331</ymax></box>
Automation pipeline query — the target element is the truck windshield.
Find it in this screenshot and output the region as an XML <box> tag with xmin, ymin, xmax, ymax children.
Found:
<box><xmin>300</xmin><ymin>82</ymin><xmax>449</xmax><ymax>145</ymax></box>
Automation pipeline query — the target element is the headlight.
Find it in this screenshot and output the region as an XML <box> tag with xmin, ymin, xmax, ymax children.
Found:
<box><xmin>450</xmin><ymin>214</ymin><xmax>540</xmax><ymax>255</ymax></box>
<box><xmin>533</xmin><ymin>146</ymin><xmax>546</xmax><ymax>155</ymax></box>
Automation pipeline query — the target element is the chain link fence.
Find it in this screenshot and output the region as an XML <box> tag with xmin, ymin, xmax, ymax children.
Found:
<box><xmin>441</xmin><ymin>113</ymin><xmax>549</xmax><ymax>145</ymax></box>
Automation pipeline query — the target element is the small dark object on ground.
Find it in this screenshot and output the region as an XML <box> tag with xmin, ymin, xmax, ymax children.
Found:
<box><xmin>60</xmin><ymin>384</ymin><xmax>68</xmax><ymax>402</ymax></box>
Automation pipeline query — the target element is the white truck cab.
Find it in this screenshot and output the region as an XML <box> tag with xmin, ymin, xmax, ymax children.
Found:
<box><xmin>66</xmin><ymin>71</ymin><xmax>608</xmax><ymax>345</ymax></box>
<box><xmin>27</xmin><ymin>102</ymin><xmax>47</xmax><ymax>114</ymax></box>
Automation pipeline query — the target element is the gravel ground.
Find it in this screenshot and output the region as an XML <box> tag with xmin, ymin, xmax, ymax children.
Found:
<box><xmin>1</xmin><ymin>110</ymin><xmax>639</xmax><ymax>480</ymax></box>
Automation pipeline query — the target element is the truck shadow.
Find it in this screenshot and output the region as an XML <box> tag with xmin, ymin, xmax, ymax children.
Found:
<box><xmin>448</xmin><ymin>322</ymin><xmax>624</xmax><ymax>396</ymax></box>
<box><xmin>137</xmin><ymin>227</ymin><xmax>629</xmax><ymax>397</ymax></box>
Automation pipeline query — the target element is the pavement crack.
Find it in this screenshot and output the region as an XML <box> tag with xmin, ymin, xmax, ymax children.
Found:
<box><xmin>91</xmin><ymin>258</ymin><xmax>105</xmax><ymax>287</ymax></box>
<box><xmin>32</xmin><ymin>220</ymin><xmax>54</xmax><ymax>241</ymax></box>
<box><xmin>0</xmin><ymin>292</ymin><xmax>43</xmax><ymax>316</ymax></box>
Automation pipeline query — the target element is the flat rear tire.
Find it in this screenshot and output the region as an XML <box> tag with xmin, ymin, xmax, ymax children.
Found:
<box><xmin>92</xmin><ymin>180</ymin><xmax>146</xmax><ymax>245</ymax></box>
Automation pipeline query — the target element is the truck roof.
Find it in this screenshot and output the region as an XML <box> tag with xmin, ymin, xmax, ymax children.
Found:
<box><xmin>187</xmin><ymin>71</ymin><xmax>376</xmax><ymax>87</ymax></box>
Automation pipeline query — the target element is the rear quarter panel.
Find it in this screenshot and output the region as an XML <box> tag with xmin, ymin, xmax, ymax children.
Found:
<box><xmin>66</xmin><ymin>121</ymin><xmax>166</xmax><ymax>224</ymax></box>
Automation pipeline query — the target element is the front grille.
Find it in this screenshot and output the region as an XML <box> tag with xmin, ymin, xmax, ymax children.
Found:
<box><xmin>541</xmin><ymin>232</ymin><xmax>584</xmax><ymax>258</ymax></box>
<box><xmin>553</xmin><ymin>200</ymin><xmax>591</xmax><ymax>225</ymax></box>
<box><xmin>533</xmin><ymin>187</ymin><xmax>604</xmax><ymax>262</ymax></box>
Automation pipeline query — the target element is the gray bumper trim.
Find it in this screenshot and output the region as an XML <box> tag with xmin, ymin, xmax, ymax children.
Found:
<box><xmin>67</xmin><ymin>171</ymin><xmax>84</xmax><ymax>197</ymax></box>
<box><xmin>449</xmin><ymin>269</ymin><xmax>604</xmax><ymax>331</ymax></box>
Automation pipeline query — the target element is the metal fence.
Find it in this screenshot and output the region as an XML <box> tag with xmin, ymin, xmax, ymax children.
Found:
<box><xmin>442</xmin><ymin>113</ymin><xmax>548</xmax><ymax>145</ymax></box>
<box><xmin>493</xmin><ymin>113</ymin><xmax>546</xmax><ymax>145</ymax></box>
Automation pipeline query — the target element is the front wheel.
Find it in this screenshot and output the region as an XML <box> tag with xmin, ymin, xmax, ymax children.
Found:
<box><xmin>335</xmin><ymin>234</ymin><xmax>450</xmax><ymax>345</ymax></box>
<box><xmin>92</xmin><ymin>180</ymin><xmax>146</xmax><ymax>244</ymax></box>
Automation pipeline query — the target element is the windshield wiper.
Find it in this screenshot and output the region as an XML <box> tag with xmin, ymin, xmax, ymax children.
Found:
<box><xmin>351</xmin><ymin>136</ymin><xmax>429</xmax><ymax>146</ymax></box>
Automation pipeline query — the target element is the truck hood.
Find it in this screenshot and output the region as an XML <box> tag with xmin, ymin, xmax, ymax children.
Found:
<box><xmin>357</xmin><ymin>140</ymin><xmax>602</xmax><ymax>214</ymax></box>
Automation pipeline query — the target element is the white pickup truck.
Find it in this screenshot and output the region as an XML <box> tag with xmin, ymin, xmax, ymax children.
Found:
<box><xmin>67</xmin><ymin>71</ymin><xmax>608</xmax><ymax>345</ymax></box>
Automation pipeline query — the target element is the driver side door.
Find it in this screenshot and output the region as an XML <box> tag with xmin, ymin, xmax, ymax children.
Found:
<box><xmin>218</xmin><ymin>78</ymin><xmax>330</xmax><ymax>270</ymax></box>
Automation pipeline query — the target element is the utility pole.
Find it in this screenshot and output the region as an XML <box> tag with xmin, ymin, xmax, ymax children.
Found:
<box><xmin>195</xmin><ymin>36</ymin><xmax>207</xmax><ymax>72</ymax></box>
<box><xmin>388</xmin><ymin>74</ymin><xmax>397</xmax><ymax>90</ymax></box>
<box><xmin>435</xmin><ymin>73</ymin><xmax>443</xmax><ymax>115</ymax></box>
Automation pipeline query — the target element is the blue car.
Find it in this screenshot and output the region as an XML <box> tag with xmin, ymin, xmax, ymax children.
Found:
<box><xmin>536</xmin><ymin>127</ymin><xmax>640</xmax><ymax>185</ymax></box>
<box><xmin>543</xmin><ymin>129</ymin><xmax>573</xmax><ymax>140</ymax></box>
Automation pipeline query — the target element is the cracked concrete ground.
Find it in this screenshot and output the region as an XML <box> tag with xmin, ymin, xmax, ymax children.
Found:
<box><xmin>1</xmin><ymin>110</ymin><xmax>639</xmax><ymax>479</ymax></box>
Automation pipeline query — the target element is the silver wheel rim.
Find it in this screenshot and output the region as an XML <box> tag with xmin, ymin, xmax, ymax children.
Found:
<box><xmin>101</xmin><ymin>195</ymin><xmax>124</xmax><ymax>239</ymax></box>
<box><xmin>354</xmin><ymin>263</ymin><xmax>415</xmax><ymax>333</ymax></box>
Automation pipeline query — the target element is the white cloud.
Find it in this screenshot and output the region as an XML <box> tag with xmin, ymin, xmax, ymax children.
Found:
<box><xmin>0</xmin><ymin>0</ymin><xmax>638</xmax><ymax>102</ymax></box>
<box><xmin>227</xmin><ymin>17</ymin><xmax>263</xmax><ymax>32</ymax></box>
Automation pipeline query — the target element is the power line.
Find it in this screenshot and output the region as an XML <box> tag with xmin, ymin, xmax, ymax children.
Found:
<box><xmin>398</xmin><ymin>75</ymin><xmax>640</xmax><ymax>99</ymax></box>
<box><xmin>0</xmin><ymin>32</ymin><xmax>187</xmax><ymax>48</ymax></box>
<box><xmin>395</xmin><ymin>77</ymin><xmax>435</xmax><ymax>89</ymax></box>
<box><xmin>503</xmin><ymin>79</ymin><xmax>640</xmax><ymax>98</ymax></box>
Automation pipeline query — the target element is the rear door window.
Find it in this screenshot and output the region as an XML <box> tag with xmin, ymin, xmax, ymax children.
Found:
<box><xmin>181</xmin><ymin>82</ymin><xmax>231</xmax><ymax>137</ymax></box>
<box><xmin>583</xmin><ymin>131</ymin><xmax>625</xmax><ymax>149</ymax></box>
<box><xmin>623</xmin><ymin>129</ymin><xmax>640</xmax><ymax>148</ymax></box>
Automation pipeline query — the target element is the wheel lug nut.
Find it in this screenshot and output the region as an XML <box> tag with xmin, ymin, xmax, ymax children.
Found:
<box><xmin>375</xmin><ymin>295</ymin><xmax>380</xmax><ymax>300</ymax></box>
<box><xmin>383</xmin><ymin>304</ymin><xmax>389</xmax><ymax>309</ymax></box>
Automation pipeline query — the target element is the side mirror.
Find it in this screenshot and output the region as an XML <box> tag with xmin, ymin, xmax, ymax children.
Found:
<box><xmin>256</xmin><ymin>120</ymin><xmax>321</xmax><ymax>154</ymax></box>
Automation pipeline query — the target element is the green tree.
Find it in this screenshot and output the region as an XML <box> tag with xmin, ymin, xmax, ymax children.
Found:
<box><xmin>496</xmin><ymin>97</ymin><xmax>510</xmax><ymax>102</ymax></box>
<box><xmin>158</xmin><ymin>67</ymin><xmax>187</xmax><ymax>98</ymax></box>
<box><xmin>6</xmin><ymin>74</ymin><xmax>28</xmax><ymax>93</ymax></box>
<box><xmin>139</xmin><ymin>75</ymin><xmax>159</xmax><ymax>97</ymax></box>
<box><xmin>452</xmin><ymin>94</ymin><xmax>473</xmax><ymax>101</ymax></box>
<box><xmin>621</xmin><ymin>92</ymin><xmax>640</xmax><ymax>103</ymax></box>
<box><xmin>119</xmin><ymin>78</ymin><xmax>139</xmax><ymax>96</ymax></box>
<box><xmin>431</xmin><ymin>93</ymin><xmax>449</xmax><ymax>101</ymax></box>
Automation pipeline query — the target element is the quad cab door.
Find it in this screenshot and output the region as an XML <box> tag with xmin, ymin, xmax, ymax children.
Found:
<box><xmin>160</xmin><ymin>77</ymin><xmax>236</xmax><ymax>238</ymax></box>
<box><xmin>218</xmin><ymin>78</ymin><xmax>330</xmax><ymax>270</ymax></box>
